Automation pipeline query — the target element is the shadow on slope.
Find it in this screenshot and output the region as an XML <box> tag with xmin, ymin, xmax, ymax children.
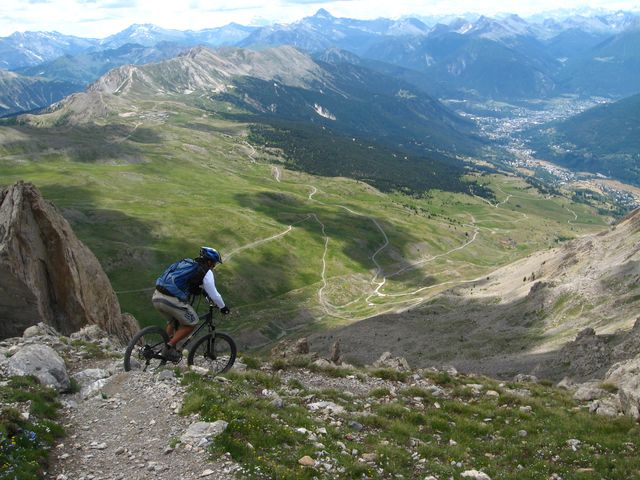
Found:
<box><xmin>307</xmin><ymin>284</ymin><xmax>577</xmax><ymax>381</ymax></box>
<box><xmin>0</xmin><ymin>124</ymin><xmax>162</xmax><ymax>162</ymax></box>
<box><xmin>234</xmin><ymin>190</ymin><xmax>433</xmax><ymax>279</ymax></box>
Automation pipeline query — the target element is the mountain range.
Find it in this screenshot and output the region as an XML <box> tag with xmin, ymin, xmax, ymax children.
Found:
<box><xmin>0</xmin><ymin>8</ymin><xmax>638</xmax><ymax>202</ymax></box>
<box><xmin>1</xmin><ymin>8</ymin><xmax>639</xmax><ymax>117</ymax></box>
<box><xmin>23</xmin><ymin>44</ymin><xmax>484</xmax><ymax>195</ymax></box>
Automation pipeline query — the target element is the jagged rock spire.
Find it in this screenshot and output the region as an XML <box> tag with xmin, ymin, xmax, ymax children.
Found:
<box><xmin>0</xmin><ymin>181</ymin><xmax>138</xmax><ymax>342</ymax></box>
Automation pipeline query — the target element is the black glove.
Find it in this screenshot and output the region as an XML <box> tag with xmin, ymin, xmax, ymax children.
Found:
<box><xmin>220</xmin><ymin>305</ymin><xmax>230</xmax><ymax>315</ymax></box>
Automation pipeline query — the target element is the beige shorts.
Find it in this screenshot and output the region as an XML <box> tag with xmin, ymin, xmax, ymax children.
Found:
<box><xmin>152</xmin><ymin>289</ymin><xmax>199</xmax><ymax>326</ymax></box>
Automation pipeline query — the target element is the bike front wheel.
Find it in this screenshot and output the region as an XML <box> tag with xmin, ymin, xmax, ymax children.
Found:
<box><xmin>124</xmin><ymin>326</ymin><xmax>170</xmax><ymax>372</ymax></box>
<box><xmin>187</xmin><ymin>333</ymin><xmax>236</xmax><ymax>375</ymax></box>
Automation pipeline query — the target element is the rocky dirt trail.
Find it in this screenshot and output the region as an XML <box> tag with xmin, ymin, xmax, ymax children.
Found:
<box><xmin>48</xmin><ymin>367</ymin><xmax>240</xmax><ymax>480</ymax></box>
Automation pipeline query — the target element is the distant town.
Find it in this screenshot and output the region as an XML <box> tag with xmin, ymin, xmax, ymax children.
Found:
<box><xmin>451</xmin><ymin>96</ymin><xmax>640</xmax><ymax>212</ymax></box>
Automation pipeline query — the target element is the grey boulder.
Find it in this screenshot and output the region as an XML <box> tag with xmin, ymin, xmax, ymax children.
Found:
<box><xmin>7</xmin><ymin>344</ymin><xmax>70</xmax><ymax>391</ymax></box>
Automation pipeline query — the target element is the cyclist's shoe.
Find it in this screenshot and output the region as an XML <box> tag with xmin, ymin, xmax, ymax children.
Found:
<box><xmin>161</xmin><ymin>344</ymin><xmax>181</xmax><ymax>362</ymax></box>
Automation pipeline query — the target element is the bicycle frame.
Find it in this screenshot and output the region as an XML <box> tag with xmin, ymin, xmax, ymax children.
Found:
<box><xmin>175</xmin><ymin>302</ymin><xmax>218</xmax><ymax>352</ymax></box>
<box><xmin>125</xmin><ymin>299</ymin><xmax>229</xmax><ymax>372</ymax></box>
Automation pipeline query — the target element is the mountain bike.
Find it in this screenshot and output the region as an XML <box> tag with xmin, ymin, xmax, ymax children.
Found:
<box><xmin>123</xmin><ymin>296</ymin><xmax>237</xmax><ymax>375</ymax></box>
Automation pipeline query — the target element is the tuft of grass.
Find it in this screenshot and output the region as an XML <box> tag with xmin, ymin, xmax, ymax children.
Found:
<box><xmin>68</xmin><ymin>378</ymin><xmax>81</xmax><ymax>394</ymax></box>
<box><xmin>286</xmin><ymin>379</ymin><xmax>306</xmax><ymax>391</ymax></box>
<box><xmin>69</xmin><ymin>339</ymin><xmax>109</xmax><ymax>359</ymax></box>
<box><xmin>370</xmin><ymin>387</ymin><xmax>391</xmax><ymax>398</ymax></box>
<box><xmin>235</xmin><ymin>370</ymin><xmax>282</xmax><ymax>390</ymax></box>
<box><xmin>169</xmin><ymin>437</ymin><xmax>180</xmax><ymax>449</ymax></box>
<box><xmin>240</xmin><ymin>355</ymin><xmax>262</xmax><ymax>370</ymax></box>
<box><xmin>369</xmin><ymin>368</ymin><xmax>409</xmax><ymax>382</ymax></box>
<box><xmin>452</xmin><ymin>385</ymin><xmax>480</xmax><ymax>400</ymax></box>
<box><xmin>271</xmin><ymin>358</ymin><xmax>288</xmax><ymax>371</ymax></box>
<box><xmin>398</xmin><ymin>385</ymin><xmax>442</xmax><ymax>400</ymax></box>
<box><xmin>0</xmin><ymin>376</ymin><xmax>64</xmax><ymax>479</ymax></box>
<box><xmin>424</xmin><ymin>370</ymin><xmax>458</xmax><ymax>387</ymax></box>
<box><xmin>271</xmin><ymin>356</ymin><xmax>314</xmax><ymax>371</ymax></box>
<box><xmin>316</xmin><ymin>388</ymin><xmax>352</xmax><ymax>404</ymax></box>
<box><xmin>600</xmin><ymin>382</ymin><xmax>619</xmax><ymax>394</ymax></box>
<box><xmin>374</xmin><ymin>402</ymin><xmax>410</xmax><ymax>419</ymax></box>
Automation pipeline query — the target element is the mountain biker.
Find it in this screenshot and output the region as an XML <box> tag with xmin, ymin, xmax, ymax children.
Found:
<box><xmin>152</xmin><ymin>246</ymin><xmax>230</xmax><ymax>361</ymax></box>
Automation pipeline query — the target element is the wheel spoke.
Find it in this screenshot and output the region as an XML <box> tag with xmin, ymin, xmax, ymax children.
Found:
<box><xmin>123</xmin><ymin>326</ymin><xmax>170</xmax><ymax>372</ymax></box>
<box><xmin>188</xmin><ymin>333</ymin><xmax>236</xmax><ymax>375</ymax></box>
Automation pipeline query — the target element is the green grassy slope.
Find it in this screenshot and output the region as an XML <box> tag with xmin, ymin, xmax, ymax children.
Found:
<box><xmin>0</xmin><ymin>89</ymin><xmax>607</xmax><ymax>349</ymax></box>
<box><xmin>181</xmin><ymin>361</ymin><xmax>640</xmax><ymax>480</ymax></box>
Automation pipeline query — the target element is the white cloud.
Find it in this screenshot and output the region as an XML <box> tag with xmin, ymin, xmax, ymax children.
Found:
<box><xmin>0</xmin><ymin>0</ymin><xmax>638</xmax><ymax>37</ymax></box>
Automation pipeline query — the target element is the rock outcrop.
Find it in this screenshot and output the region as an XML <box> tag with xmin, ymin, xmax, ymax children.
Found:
<box><xmin>7</xmin><ymin>343</ymin><xmax>71</xmax><ymax>392</ymax></box>
<box><xmin>602</xmin><ymin>358</ymin><xmax>640</xmax><ymax>418</ymax></box>
<box><xmin>0</xmin><ymin>181</ymin><xmax>138</xmax><ymax>343</ymax></box>
<box><xmin>534</xmin><ymin>319</ymin><xmax>640</xmax><ymax>382</ymax></box>
<box><xmin>270</xmin><ymin>337</ymin><xmax>311</xmax><ymax>359</ymax></box>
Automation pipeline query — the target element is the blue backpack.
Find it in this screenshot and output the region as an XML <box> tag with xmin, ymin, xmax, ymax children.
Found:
<box><xmin>155</xmin><ymin>258</ymin><xmax>206</xmax><ymax>301</ymax></box>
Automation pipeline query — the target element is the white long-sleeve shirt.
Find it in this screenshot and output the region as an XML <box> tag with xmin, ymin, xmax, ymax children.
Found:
<box><xmin>202</xmin><ymin>269</ymin><xmax>225</xmax><ymax>308</ymax></box>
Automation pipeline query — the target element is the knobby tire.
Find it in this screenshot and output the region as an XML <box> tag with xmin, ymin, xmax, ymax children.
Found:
<box><xmin>123</xmin><ymin>326</ymin><xmax>169</xmax><ymax>372</ymax></box>
<box><xmin>187</xmin><ymin>333</ymin><xmax>236</xmax><ymax>375</ymax></box>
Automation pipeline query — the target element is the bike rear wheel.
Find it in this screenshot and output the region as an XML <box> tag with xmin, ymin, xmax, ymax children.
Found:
<box><xmin>124</xmin><ymin>326</ymin><xmax>170</xmax><ymax>372</ymax></box>
<box><xmin>187</xmin><ymin>333</ymin><xmax>236</xmax><ymax>375</ymax></box>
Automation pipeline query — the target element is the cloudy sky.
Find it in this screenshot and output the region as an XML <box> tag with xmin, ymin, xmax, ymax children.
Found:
<box><xmin>2</xmin><ymin>0</ymin><xmax>639</xmax><ymax>38</ymax></box>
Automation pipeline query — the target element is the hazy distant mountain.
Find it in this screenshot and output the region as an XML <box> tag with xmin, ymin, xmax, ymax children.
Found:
<box><xmin>527</xmin><ymin>93</ymin><xmax>640</xmax><ymax>185</ymax></box>
<box><xmin>17</xmin><ymin>42</ymin><xmax>189</xmax><ymax>85</ymax></box>
<box><xmin>536</xmin><ymin>10</ymin><xmax>640</xmax><ymax>34</ymax></box>
<box><xmin>0</xmin><ymin>23</ymin><xmax>257</xmax><ymax>73</ymax></box>
<box><xmin>386</xmin><ymin>18</ymin><xmax>431</xmax><ymax>36</ymax></box>
<box><xmin>411</xmin><ymin>13</ymin><xmax>481</xmax><ymax>27</ymax></box>
<box><xmin>239</xmin><ymin>9</ymin><xmax>640</xmax><ymax>100</ymax></box>
<box><xmin>0</xmin><ymin>31</ymin><xmax>97</xmax><ymax>69</ymax></box>
<box><xmin>99</xmin><ymin>24</ymin><xmax>191</xmax><ymax>48</ymax></box>
<box><xmin>556</xmin><ymin>26</ymin><xmax>640</xmax><ymax>97</ymax></box>
<box><xmin>362</xmin><ymin>11</ymin><xmax>640</xmax><ymax>100</ymax></box>
<box><xmin>543</xmin><ymin>28</ymin><xmax>611</xmax><ymax>58</ymax></box>
<box><xmin>457</xmin><ymin>14</ymin><xmax>539</xmax><ymax>40</ymax></box>
<box><xmin>0</xmin><ymin>70</ymin><xmax>80</xmax><ymax>116</ymax></box>
<box><xmin>361</xmin><ymin>32</ymin><xmax>557</xmax><ymax>100</ymax></box>
<box><xmin>191</xmin><ymin>23</ymin><xmax>258</xmax><ymax>46</ymax></box>
<box><xmin>238</xmin><ymin>9</ymin><xmax>426</xmax><ymax>54</ymax></box>
<box><xmin>2</xmin><ymin>8</ymin><xmax>639</xmax><ymax>113</ymax></box>
<box><xmin>99</xmin><ymin>23</ymin><xmax>256</xmax><ymax>49</ymax></box>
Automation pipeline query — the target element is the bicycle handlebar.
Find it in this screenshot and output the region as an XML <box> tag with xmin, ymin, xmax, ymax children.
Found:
<box><xmin>203</xmin><ymin>295</ymin><xmax>219</xmax><ymax>309</ymax></box>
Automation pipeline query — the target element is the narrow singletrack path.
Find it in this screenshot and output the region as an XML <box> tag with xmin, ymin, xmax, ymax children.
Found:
<box><xmin>49</xmin><ymin>369</ymin><xmax>239</xmax><ymax>480</ymax></box>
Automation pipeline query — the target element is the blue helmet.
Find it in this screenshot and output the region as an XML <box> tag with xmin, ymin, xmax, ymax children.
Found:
<box><xmin>200</xmin><ymin>246</ymin><xmax>223</xmax><ymax>264</ymax></box>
